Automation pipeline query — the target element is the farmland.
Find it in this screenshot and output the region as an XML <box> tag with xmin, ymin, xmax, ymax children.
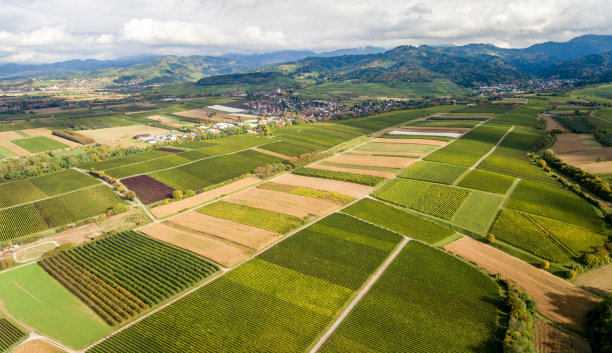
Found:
<box><xmin>399</xmin><ymin>160</ymin><xmax>468</xmax><ymax>184</ymax></box>
<box><xmin>293</xmin><ymin>167</ymin><xmax>386</xmax><ymax>186</ymax></box>
<box><xmin>457</xmin><ymin>169</ymin><xmax>516</xmax><ymax>194</ymax></box>
<box><xmin>10</xmin><ymin>136</ymin><xmax>69</xmax><ymax>153</ymax></box>
<box><xmin>0</xmin><ymin>319</ymin><xmax>26</xmax><ymax>353</ymax></box>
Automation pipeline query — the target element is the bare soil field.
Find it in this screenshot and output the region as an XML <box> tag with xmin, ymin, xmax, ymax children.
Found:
<box><xmin>575</xmin><ymin>161</ymin><xmax>612</xmax><ymax>174</ymax></box>
<box><xmin>150</xmin><ymin>177</ymin><xmax>261</xmax><ymax>218</ymax></box>
<box><xmin>140</xmin><ymin>223</ymin><xmax>246</xmax><ymax>267</ymax></box>
<box><xmin>559</xmin><ymin>147</ymin><xmax>612</xmax><ymax>165</ymax></box>
<box><xmin>173</xmin><ymin>108</ymin><xmax>235</xmax><ymax>121</ymax></box>
<box><xmin>168</xmin><ymin>212</ymin><xmax>278</xmax><ymax>250</ymax></box>
<box><xmin>79</xmin><ymin>125</ymin><xmax>172</xmax><ymax>143</ymax></box>
<box><xmin>13</xmin><ymin>339</ymin><xmax>66</xmax><ymax>353</ymax></box>
<box><xmin>534</xmin><ymin>321</ymin><xmax>592</xmax><ymax>353</ymax></box>
<box><xmin>146</xmin><ymin>115</ymin><xmax>183</xmax><ymax>127</ymax></box>
<box><xmin>50</xmin><ymin>223</ymin><xmax>102</xmax><ymax>245</ymax></box>
<box><xmin>21</xmin><ymin>128</ymin><xmax>81</xmax><ymax>147</ymax></box>
<box><xmin>309</xmin><ymin>164</ymin><xmax>396</xmax><ymax>178</ymax></box>
<box><xmin>399</xmin><ymin>126</ymin><xmax>471</xmax><ymax>133</ymax></box>
<box><xmin>326</xmin><ymin>154</ymin><xmax>415</xmax><ymax>168</ymax></box>
<box><xmin>578</xmin><ymin>134</ymin><xmax>603</xmax><ymax>149</ymax></box>
<box><xmin>545</xmin><ymin>118</ymin><xmax>568</xmax><ymax>132</ymax></box>
<box><xmin>552</xmin><ymin>134</ymin><xmax>602</xmax><ymax>154</ymax></box>
<box><xmin>273</xmin><ymin>174</ymin><xmax>374</xmax><ymax>198</ymax></box>
<box><xmin>0</xmin><ymin>131</ymin><xmax>29</xmax><ymax>156</ymax></box>
<box><xmin>225</xmin><ymin>188</ymin><xmax>339</xmax><ymax>218</ymax></box>
<box><xmin>250</xmin><ymin>147</ymin><xmax>291</xmax><ymax>160</ymax></box>
<box><xmin>0</xmin><ymin>131</ymin><xmax>23</xmax><ymax>142</ymax></box>
<box><xmin>345</xmin><ymin>150</ymin><xmax>426</xmax><ymax>157</ymax></box>
<box><xmin>575</xmin><ymin>263</ymin><xmax>612</xmax><ymax>295</ymax></box>
<box><xmin>444</xmin><ymin>236</ymin><xmax>601</xmax><ymax>332</ymax></box>
<box><xmin>371</xmin><ymin>138</ymin><xmax>448</xmax><ymax>146</ymax></box>
<box><xmin>122</xmin><ymin>175</ymin><xmax>174</xmax><ymax>204</ymax></box>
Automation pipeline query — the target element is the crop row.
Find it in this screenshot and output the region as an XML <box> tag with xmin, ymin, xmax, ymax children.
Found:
<box><xmin>457</xmin><ymin>169</ymin><xmax>515</xmax><ymax>194</ymax></box>
<box><xmin>450</xmin><ymin>191</ymin><xmax>504</xmax><ymax>235</ymax></box>
<box><xmin>40</xmin><ymin>253</ymin><xmax>148</xmax><ymax>326</ymax></box>
<box><xmin>293</xmin><ymin>167</ymin><xmax>386</xmax><ymax>186</ymax></box>
<box><xmin>65</xmin><ymin>231</ymin><xmax>218</xmax><ymax>306</ymax></box>
<box><xmin>0</xmin><ymin>319</ymin><xmax>26</xmax><ymax>353</ymax></box>
<box><xmin>399</xmin><ymin>161</ymin><xmax>468</xmax><ymax>184</ymax></box>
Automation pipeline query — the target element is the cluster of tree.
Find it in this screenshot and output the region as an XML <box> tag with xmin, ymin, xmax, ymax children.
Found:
<box><xmin>589</xmin><ymin>295</ymin><xmax>612</xmax><ymax>353</ymax></box>
<box><xmin>52</xmin><ymin>129</ymin><xmax>95</xmax><ymax>144</ymax></box>
<box><xmin>89</xmin><ymin>170</ymin><xmax>135</xmax><ymax>201</ymax></box>
<box><xmin>0</xmin><ymin>257</ymin><xmax>15</xmax><ymax>270</ymax></box>
<box><xmin>196</xmin><ymin>72</ymin><xmax>283</xmax><ymax>86</ymax></box>
<box><xmin>253</xmin><ymin>151</ymin><xmax>332</xmax><ymax>179</ymax></box>
<box><xmin>503</xmin><ymin>280</ymin><xmax>537</xmax><ymax>353</ymax></box>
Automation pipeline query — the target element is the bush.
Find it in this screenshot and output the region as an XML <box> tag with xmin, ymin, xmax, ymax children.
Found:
<box><xmin>566</xmin><ymin>269</ymin><xmax>577</xmax><ymax>280</ymax></box>
<box><xmin>185</xmin><ymin>190</ymin><xmax>196</xmax><ymax>198</ymax></box>
<box><xmin>485</xmin><ymin>233</ymin><xmax>495</xmax><ymax>244</ymax></box>
<box><xmin>111</xmin><ymin>203</ymin><xmax>130</xmax><ymax>215</ymax></box>
<box><xmin>172</xmin><ymin>190</ymin><xmax>184</xmax><ymax>200</ymax></box>
<box><xmin>0</xmin><ymin>257</ymin><xmax>15</xmax><ymax>270</ymax></box>
<box><xmin>540</xmin><ymin>260</ymin><xmax>550</xmax><ymax>269</ymax></box>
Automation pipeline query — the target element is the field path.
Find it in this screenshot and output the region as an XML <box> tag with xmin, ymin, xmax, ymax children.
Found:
<box><xmin>309</xmin><ymin>237</ymin><xmax>411</xmax><ymax>353</ymax></box>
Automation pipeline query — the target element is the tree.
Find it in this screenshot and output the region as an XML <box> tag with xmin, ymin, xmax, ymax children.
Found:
<box><xmin>172</xmin><ymin>190</ymin><xmax>184</xmax><ymax>200</ymax></box>
<box><xmin>485</xmin><ymin>233</ymin><xmax>495</xmax><ymax>244</ymax></box>
<box><xmin>540</xmin><ymin>260</ymin><xmax>550</xmax><ymax>269</ymax></box>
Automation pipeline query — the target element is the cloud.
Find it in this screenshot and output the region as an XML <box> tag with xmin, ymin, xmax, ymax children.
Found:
<box><xmin>0</xmin><ymin>0</ymin><xmax>610</xmax><ymax>63</ymax></box>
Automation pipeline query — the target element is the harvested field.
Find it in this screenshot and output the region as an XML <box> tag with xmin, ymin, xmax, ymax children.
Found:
<box><xmin>250</xmin><ymin>147</ymin><xmax>291</xmax><ymax>160</ymax></box>
<box><xmin>552</xmin><ymin>134</ymin><xmax>602</xmax><ymax>154</ymax></box>
<box><xmin>122</xmin><ymin>175</ymin><xmax>174</xmax><ymax>204</ymax></box>
<box><xmin>140</xmin><ymin>223</ymin><xmax>246</xmax><ymax>267</ymax></box>
<box><xmin>0</xmin><ymin>140</ymin><xmax>28</xmax><ymax>156</ymax></box>
<box><xmin>13</xmin><ymin>339</ymin><xmax>66</xmax><ymax>353</ymax></box>
<box><xmin>79</xmin><ymin>125</ymin><xmax>172</xmax><ymax>143</ymax></box>
<box><xmin>398</xmin><ymin>126</ymin><xmax>471</xmax><ymax>133</ymax></box>
<box><xmin>21</xmin><ymin>128</ymin><xmax>81</xmax><ymax>147</ymax></box>
<box><xmin>155</xmin><ymin>148</ymin><xmax>184</xmax><ymax>153</ymax></box>
<box><xmin>354</xmin><ymin>142</ymin><xmax>437</xmax><ymax>154</ymax></box>
<box><xmin>0</xmin><ymin>131</ymin><xmax>25</xmax><ymax>141</ymax></box>
<box><xmin>345</xmin><ymin>150</ymin><xmax>425</xmax><ymax>157</ymax></box>
<box><xmin>325</xmin><ymin>154</ymin><xmax>415</xmax><ymax>168</ymax></box>
<box><xmin>309</xmin><ymin>163</ymin><xmax>396</xmax><ymax>178</ymax></box>
<box><xmin>146</xmin><ymin>115</ymin><xmax>183</xmax><ymax>127</ymax></box>
<box><xmin>150</xmin><ymin>177</ymin><xmax>260</xmax><ymax>218</ymax></box>
<box><xmin>575</xmin><ymin>161</ymin><xmax>612</xmax><ymax>174</ymax></box>
<box><xmin>534</xmin><ymin>321</ymin><xmax>592</xmax><ymax>353</ymax></box>
<box><xmin>444</xmin><ymin>236</ymin><xmax>601</xmax><ymax>332</ymax></box>
<box><xmin>545</xmin><ymin>118</ymin><xmax>568</xmax><ymax>132</ymax></box>
<box><xmin>371</xmin><ymin>137</ymin><xmax>448</xmax><ymax>146</ymax></box>
<box><xmin>575</xmin><ymin>263</ymin><xmax>612</xmax><ymax>295</ymax></box>
<box><xmin>559</xmin><ymin>147</ymin><xmax>612</xmax><ymax>165</ymax></box>
<box><xmin>578</xmin><ymin>134</ymin><xmax>603</xmax><ymax>149</ymax></box>
<box><xmin>273</xmin><ymin>174</ymin><xmax>374</xmax><ymax>198</ymax></box>
<box><xmin>225</xmin><ymin>188</ymin><xmax>339</xmax><ymax>218</ymax></box>
<box><xmin>168</xmin><ymin>212</ymin><xmax>278</xmax><ymax>250</ymax></box>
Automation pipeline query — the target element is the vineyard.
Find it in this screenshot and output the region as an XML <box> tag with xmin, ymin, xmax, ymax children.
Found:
<box><xmin>256</xmin><ymin>182</ymin><xmax>354</xmax><ymax>205</ymax></box>
<box><xmin>399</xmin><ymin>161</ymin><xmax>468</xmax><ymax>184</ymax></box>
<box><xmin>457</xmin><ymin>169</ymin><xmax>515</xmax><ymax>194</ymax></box>
<box><xmin>88</xmin><ymin>214</ymin><xmax>403</xmax><ymax>353</ymax></box>
<box><xmin>0</xmin><ymin>319</ymin><xmax>26</xmax><ymax>353</ymax></box>
<box><xmin>293</xmin><ymin>168</ymin><xmax>386</xmax><ymax>186</ymax></box>
<box><xmin>318</xmin><ymin>241</ymin><xmax>502</xmax><ymax>352</ymax></box>
<box><xmin>450</xmin><ymin>191</ymin><xmax>504</xmax><ymax>235</ymax></box>
<box><xmin>258</xmin><ymin>141</ymin><xmax>315</xmax><ymax>156</ymax></box>
<box><xmin>342</xmin><ymin>198</ymin><xmax>455</xmax><ymax>244</ymax></box>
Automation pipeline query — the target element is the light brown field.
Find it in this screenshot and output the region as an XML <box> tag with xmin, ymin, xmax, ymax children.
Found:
<box><xmin>575</xmin><ymin>263</ymin><xmax>612</xmax><ymax>295</ymax></box>
<box><xmin>79</xmin><ymin>125</ymin><xmax>173</xmax><ymax>143</ymax></box>
<box><xmin>575</xmin><ymin>161</ymin><xmax>612</xmax><ymax>174</ymax></box>
<box><xmin>559</xmin><ymin>147</ymin><xmax>612</xmax><ymax>165</ymax></box>
<box><xmin>544</xmin><ymin>118</ymin><xmax>568</xmax><ymax>132</ymax></box>
<box><xmin>371</xmin><ymin>138</ymin><xmax>448</xmax><ymax>146</ymax></box>
<box><xmin>251</xmin><ymin>147</ymin><xmax>291</xmax><ymax>160</ymax></box>
<box><xmin>146</xmin><ymin>115</ymin><xmax>183</xmax><ymax>127</ymax></box>
<box><xmin>0</xmin><ymin>131</ymin><xmax>23</xmax><ymax>142</ymax></box>
<box><xmin>273</xmin><ymin>174</ymin><xmax>374</xmax><ymax>198</ymax></box>
<box><xmin>21</xmin><ymin>128</ymin><xmax>81</xmax><ymax>147</ymax></box>
<box><xmin>225</xmin><ymin>188</ymin><xmax>339</xmax><ymax>218</ymax></box>
<box><xmin>309</xmin><ymin>164</ymin><xmax>396</xmax><ymax>178</ymax></box>
<box><xmin>444</xmin><ymin>236</ymin><xmax>601</xmax><ymax>332</ymax></box>
<box><xmin>51</xmin><ymin>223</ymin><xmax>102</xmax><ymax>246</ymax></box>
<box><xmin>345</xmin><ymin>150</ymin><xmax>426</xmax><ymax>157</ymax></box>
<box><xmin>168</xmin><ymin>212</ymin><xmax>278</xmax><ymax>250</ymax></box>
<box><xmin>399</xmin><ymin>126</ymin><xmax>471</xmax><ymax>133</ymax></box>
<box><xmin>173</xmin><ymin>108</ymin><xmax>237</xmax><ymax>121</ymax></box>
<box><xmin>552</xmin><ymin>134</ymin><xmax>602</xmax><ymax>154</ymax></box>
<box><xmin>140</xmin><ymin>223</ymin><xmax>246</xmax><ymax>267</ymax></box>
<box><xmin>534</xmin><ymin>321</ymin><xmax>592</xmax><ymax>353</ymax></box>
<box><xmin>150</xmin><ymin>177</ymin><xmax>261</xmax><ymax>218</ymax></box>
<box><xmin>325</xmin><ymin>154</ymin><xmax>415</xmax><ymax>168</ymax></box>
<box><xmin>13</xmin><ymin>339</ymin><xmax>66</xmax><ymax>353</ymax></box>
<box><xmin>578</xmin><ymin>134</ymin><xmax>603</xmax><ymax>149</ymax></box>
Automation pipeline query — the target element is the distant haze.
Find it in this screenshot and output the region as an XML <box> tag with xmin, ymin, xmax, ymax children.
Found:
<box><xmin>0</xmin><ymin>0</ymin><xmax>610</xmax><ymax>63</ymax></box>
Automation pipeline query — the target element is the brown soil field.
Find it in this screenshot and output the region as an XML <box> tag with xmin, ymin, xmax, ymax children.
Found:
<box><xmin>150</xmin><ymin>177</ymin><xmax>261</xmax><ymax>218</ymax></box>
<box><xmin>173</xmin><ymin>108</ymin><xmax>235</xmax><ymax>121</ymax></box>
<box><xmin>577</xmin><ymin>134</ymin><xmax>602</xmax><ymax>149</ymax></box>
<box><xmin>146</xmin><ymin>115</ymin><xmax>183</xmax><ymax>127</ymax></box>
<box><xmin>250</xmin><ymin>147</ymin><xmax>291</xmax><ymax>160</ymax></box>
<box><xmin>309</xmin><ymin>164</ymin><xmax>397</xmax><ymax>178</ymax></box>
<box><xmin>545</xmin><ymin>118</ymin><xmax>568</xmax><ymax>132</ymax></box>
<box><xmin>444</xmin><ymin>236</ymin><xmax>601</xmax><ymax>332</ymax></box>
<box><xmin>225</xmin><ymin>188</ymin><xmax>339</xmax><ymax>218</ymax></box>
<box><xmin>534</xmin><ymin>321</ymin><xmax>592</xmax><ymax>353</ymax></box>
<box><xmin>273</xmin><ymin>174</ymin><xmax>374</xmax><ymax>198</ymax></box>
<box><xmin>345</xmin><ymin>150</ymin><xmax>426</xmax><ymax>157</ymax></box>
<box><xmin>13</xmin><ymin>339</ymin><xmax>66</xmax><ymax>353</ymax></box>
<box><xmin>371</xmin><ymin>138</ymin><xmax>448</xmax><ymax>146</ymax></box>
<box><xmin>552</xmin><ymin>134</ymin><xmax>586</xmax><ymax>154</ymax></box>
<box><xmin>169</xmin><ymin>212</ymin><xmax>278</xmax><ymax>250</ymax></box>
<box><xmin>575</xmin><ymin>161</ymin><xmax>612</xmax><ymax>174</ymax></box>
<box><xmin>0</xmin><ymin>131</ymin><xmax>23</xmax><ymax>142</ymax></box>
<box><xmin>122</xmin><ymin>175</ymin><xmax>174</xmax><ymax>204</ymax></box>
<box><xmin>559</xmin><ymin>147</ymin><xmax>612</xmax><ymax>165</ymax></box>
<box><xmin>21</xmin><ymin>128</ymin><xmax>81</xmax><ymax>147</ymax></box>
<box><xmin>140</xmin><ymin>223</ymin><xmax>246</xmax><ymax>267</ymax></box>
<box><xmin>399</xmin><ymin>126</ymin><xmax>471</xmax><ymax>133</ymax></box>
<box><xmin>575</xmin><ymin>263</ymin><xmax>612</xmax><ymax>295</ymax></box>
<box><xmin>326</xmin><ymin>154</ymin><xmax>415</xmax><ymax>168</ymax></box>
<box><xmin>80</xmin><ymin>125</ymin><xmax>173</xmax><ymax>143</ymax></box>
<box><xmin>52</xmin><ymin>223</ymin><xmax>102</xmax><ymax>245</ymax></box>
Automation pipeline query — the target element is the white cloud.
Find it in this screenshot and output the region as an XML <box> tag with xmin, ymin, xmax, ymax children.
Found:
<box><xmin>0</xmin><ymin>0</ymin><xmax>609</xmax><ymax>63</ymax></box>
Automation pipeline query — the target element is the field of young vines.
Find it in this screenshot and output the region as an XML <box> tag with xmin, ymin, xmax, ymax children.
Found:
<box><xmin>399</xmin><ymin>161</ymin><xmax>468</xmax><ymax>184</ymax></box>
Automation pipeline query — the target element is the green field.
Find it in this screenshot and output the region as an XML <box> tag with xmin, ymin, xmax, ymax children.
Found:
<box><xmin>88</xmin><ymin>214</ymin><xmax>403</xmax><ymax>353</ymax></box>
<box><xmin>457</xmin><ymin>169</ymin><xmax>516</xmax><ymax>194</ymax></box>
<box><xmin>373</xmin><ymin>179</ymin><xmax>470</xmax><ymax>220</ymax></box>
<box><xmin>196</xmin><ymin>201</ymin><xmax>307</xmax><ymax>234</ymax></box>
<box><xmin>258</xmin><ymin>141</ymin><xmax>315</xmax><ymax>156</ymax></box>
<box><xmin>0</xmin><ymin>264</ymin><xmax>112</xmax><ymax>349</ymax></box>
<box><xmin>342</xmin><ymin>198</ymin><xmax>455</xmax><ymax>244</ymax></box>
<box><xmin>572</xmin><ymin>84</ymin><xmax>612</xmax><ymax>104</ymax></box>
<box><xmin>381</xmin><ymin>134</ymin><xmax>455</xmax><ymax>142</ymax></box>
<box><xmin>399</xmin><ymin>161</ymin><xmax>468</xmax><ymax>184</ymax></box>
<box><xmin>0</xmin><ymin>145</ymin><xmax>17</xmax><ymax>159</ymax></box>
<box><xmin>10</xmin><ymin>136</ymin><xmax>69</xmax><ymax>153</ymax></box>
<box><xmin>319</xmin><ymin>241</ymin><xmax>502</xmax><ymax>352</ymax></box>
<box><xmin>293</xmin><ymin>168</ymin><xmax>386</xmax><ymax>186</ymax></box>
<box><xmin>257</xmin><ymin>182</ymin><xmax>354</xmax><ymax>205</ymax></box>
<box><xmin>450</xmin><ymin>191</ymin><xmax>504</xmax><ymax>235</ymax></box>
<box><xmin>411</xmin><ymin>120</ymin><xmax>481</xmax><ymax>128</ymax></box>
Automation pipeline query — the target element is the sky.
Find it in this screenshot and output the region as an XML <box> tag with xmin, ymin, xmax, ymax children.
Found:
<box><xmin>0</xmin><ymin>0</ymin><xmax>610</xmax><ymax>63</ymax></box>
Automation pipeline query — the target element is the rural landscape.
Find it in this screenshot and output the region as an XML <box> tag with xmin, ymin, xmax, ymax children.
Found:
<box><xmin>0</xmin><ymin>1</ymin><xmax>612</xmax><ymax>353</ymax></box>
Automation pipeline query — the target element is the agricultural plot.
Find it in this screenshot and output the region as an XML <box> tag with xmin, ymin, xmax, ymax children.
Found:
<box><xmin>505</xmin><ymin>179</ymin><xmax>605</xmax><ymax>232</ymax></box>
<box><xmin>319</xmin><ymin>241</ymin><xmax>502</xmax><ymax>353</ymax></box>
<box><xmin>89</xmin><ymin>214</ymin><xmax>402</xmax><ymax>353</ymax></box>
<box><xmin>105</xmin><ymin>154</ymin><xmax>191</xmax><ymax>179</ymax></box>
<box><xmin>258</xmin><ymin>141</ymin><xmax>315</xmax><ymax>157</ymax></box>
<box><xmin>82</xmin><ymin>150</ymin><xmax>171</xmax><ymax>171</ymax></box>
<box><xmin>293</xmin><ymin>167</ymin><xmax>386</xmax><ymax>186</ymax></box>
<box><xmin>0</xmin><ymin>319</ymin><xmax>26</xmax><ymax>353</ymax></box>
<box><xmin>10</xmin><ymin>136</ymin><xmax>68</xmax><ymax>153</ymax></box>
<box><xmin>373</xmin><ymin>179</ymin><xmax>471</xmax><ymax>220</ymax></box>
<box><xmin>457</xmin><ymin>169</ymin><xmax>516</xmax><ymax>194</ymax></box>
<box><xmin>411</xmin><ymin>120</ymin><xmax>481</xmax><ymax>128</ymax></box>
<box><xmin>325</xmin><ymin>154</ymin><xmax>415</xmax><ymax>169</ymax></box>
<box><xmin>354</xmin><ymin>141</ymin><xmax>438</xmax><ymax>154</ymax></box>
<box><xmin>225</xmin><ymin>188</ymin><xmax>339</xmax><ymax>218</ymax></box>
<box><xmin>381</xmin><ymin>134</ymin><xmax>455</xmax><ymax>142</ymax></box>
<box><xmin>0</xmin><ymin>145</ymin><xmax>17</xmax><ymax>159</ymax></box>
<box><xmin>312</xmin><ymin>163</ymin><xmax>398</xmax><ymax>178</ymax></box>
<box><xmin>399</xmin><ymin>161</ymin><xmax>468</xmax><ymax>184</ymax></box>
<box><xmin>273</xmin><ymin>124</ymin><xmax>358</xmax><ymax>149</ymax></box>
<box><xmin>342</xmin><ymin>199</ymin><xmax>455</xmax><ymax>244</ymax></box>
<box><xmin>122</xmin><ymin>175</ymin><xmax>174</xmax><ymax>204</ymax></box>
<box><xmin>491</xmin><ymin>209</ymin><xmax>607</xmax><ymax>262</ymax></box>
<box><xmin>272</xmin><ymin>174</ymin><xmax>374</xmax><ymax>198</ymax></box>
<box><xmin>257</xmin><ymin>182</ymin><xmax>354</xmax><ymax>205</ymax></box>
<box><xmin>450</xmin><ymin>191</ymin><xmax>504</xmax><ymax>235</ymax></box>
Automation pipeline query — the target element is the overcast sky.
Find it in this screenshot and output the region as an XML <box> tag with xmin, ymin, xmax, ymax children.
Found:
<box><xmin>0</xmin><ymin>0</ymin><xmax>610</xmax><ymax>63</ymax></box>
